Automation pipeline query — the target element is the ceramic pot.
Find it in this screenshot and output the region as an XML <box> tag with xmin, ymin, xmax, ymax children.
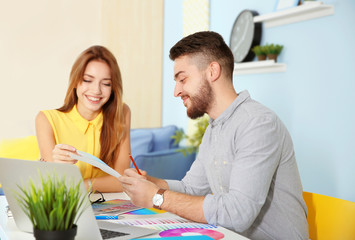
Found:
<box><xmin>267</xmin><ymin>54</ymin><xmax>278</xmax><ymax>62</ymax></box>
<box><xmin>33</xmin><ymin>225</ymin><xmax>77</xmax><ymax>240</ymax></box>
<box><xmin>257</xmin><ymin>55</ymin><xmax>267</xmax><ymax>61</ymax></box>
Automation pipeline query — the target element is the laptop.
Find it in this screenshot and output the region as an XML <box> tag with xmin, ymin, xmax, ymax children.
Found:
<box><xmin>0</xmin><ymin>158</ymin><xmax>158</xmax><ymax>240</ymax></box>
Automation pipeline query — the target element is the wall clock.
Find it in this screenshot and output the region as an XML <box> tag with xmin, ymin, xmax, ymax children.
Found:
<box><xmin>230</xmin><ymin>10</ymin><xmax>262</xmax><ymax>63</ymax></box>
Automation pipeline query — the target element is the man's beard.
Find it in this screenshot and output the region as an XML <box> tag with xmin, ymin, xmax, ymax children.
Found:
<box><xmin>186</xmin><ymin>78</ymin><xmax>213</xmax><ymax>119</ymax></box>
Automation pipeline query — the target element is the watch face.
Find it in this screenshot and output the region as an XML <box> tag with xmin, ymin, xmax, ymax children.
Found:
<box><xmin>230</xmin><ymin>10</ymin><xmax>261</xmax><ymax>63</ymax></box>
<box><xmin>153</xmin><ymin>194</ymin><xmax>163</xmax><ymax>206</ymax></box>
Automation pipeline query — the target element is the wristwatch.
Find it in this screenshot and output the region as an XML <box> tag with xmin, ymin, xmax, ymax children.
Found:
<box><xmin>152</xmin><ymin>189</ymin><xmax>166</xmax><ymax>210</ymax></box>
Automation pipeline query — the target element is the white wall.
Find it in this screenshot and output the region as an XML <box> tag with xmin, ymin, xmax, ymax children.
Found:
<box><xmin>0</xmin><ymin>0</ymin><xmax>102</xmax><ymax>139</ymax></box>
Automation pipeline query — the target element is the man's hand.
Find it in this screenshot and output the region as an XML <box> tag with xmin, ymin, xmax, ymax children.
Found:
<box><xmin>119</xmin><ymin>168</ymin><xmax>159</xmax><ymax>208</ymax></box>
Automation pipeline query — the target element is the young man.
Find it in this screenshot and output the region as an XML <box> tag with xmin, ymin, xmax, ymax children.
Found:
<box><xmin>119</xmin><ymin>31</ymin><xmax>308</xmax><ymax>240</ymax></box>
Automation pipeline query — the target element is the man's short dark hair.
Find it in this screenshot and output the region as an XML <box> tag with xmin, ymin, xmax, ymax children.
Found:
<box><xmin>169</xmin><ymin>31</ymin><xmax>234</xmax><ymax>79</ymax></box>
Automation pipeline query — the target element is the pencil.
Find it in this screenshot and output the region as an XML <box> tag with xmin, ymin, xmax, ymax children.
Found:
<box><xmin>129</xmin><ymin>154</ymin><xmax>142</xmax><ymax>175</ymax></box>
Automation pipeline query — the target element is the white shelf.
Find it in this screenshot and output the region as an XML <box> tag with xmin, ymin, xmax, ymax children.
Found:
<box><xmin>254</xmin><ymin>2</ymin><xmax>334</xmax><ymax>28</ymax></box>
<box><xmin>234</xmin><ymin>60</ymin><xmax>286</xmax><ymax>75</ymax></box>
<box><xmin>233</xmin><ymin>2</ymin><xmax>333</xmax><ymax>75</ymax></box>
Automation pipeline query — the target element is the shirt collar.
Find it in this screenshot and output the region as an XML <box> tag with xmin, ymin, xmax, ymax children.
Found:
<box><xmin>67</xmin><ymin>105</ymin><xmax>103</xmax><ymax>134</ymax></box>
<box><xmin>209</xmin><ymin>90</ymin><xmax>250</xmax><ymax>127</ymax></box>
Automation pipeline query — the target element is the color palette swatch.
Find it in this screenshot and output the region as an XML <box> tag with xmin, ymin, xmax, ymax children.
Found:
<box><xmin>160</xmin><ymin>228</ymin><xmax>224</xmax><ymax>240</ymax></box>
<box><xmin>92</xmin><ymin>199</ymin><xmax>141</xmax><ymax>215</ymax></box>
<box><xmin>125</xmin><ymin>207</ymin><xmax>165</xmax><ymax>215</ymax></box>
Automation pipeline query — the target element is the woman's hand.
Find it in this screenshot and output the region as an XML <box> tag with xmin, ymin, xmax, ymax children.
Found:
<box><xmin>52</xmin><ymin>144</ymin><xmax>78</xmax><ymax>164</ymax></box>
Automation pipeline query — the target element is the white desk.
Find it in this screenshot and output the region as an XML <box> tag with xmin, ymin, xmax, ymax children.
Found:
<box><xmin>0</xmin><ymin>193</ymin><xmax>248</xmax><ymax>239</ymax></box>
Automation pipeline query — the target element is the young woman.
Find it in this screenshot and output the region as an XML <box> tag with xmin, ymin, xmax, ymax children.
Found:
<box><xmin>36</xmin><ymin>45</ymin><xmax>131</xmax><ymax>192</ymax></box>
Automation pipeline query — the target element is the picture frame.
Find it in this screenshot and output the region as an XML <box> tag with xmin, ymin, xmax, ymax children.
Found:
<box><xmin>274</xmin><ymin>0</ymin><xmax>300</xmax><ymax>11</ymax></box>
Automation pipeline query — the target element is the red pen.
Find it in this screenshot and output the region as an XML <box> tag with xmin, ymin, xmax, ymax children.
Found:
<box><xmin>129</xmin><ymin>154</ymin><xmax>142</xmax><ymax>175</ymax></box>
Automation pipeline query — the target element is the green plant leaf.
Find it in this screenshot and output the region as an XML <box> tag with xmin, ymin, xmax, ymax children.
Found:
<box><xmin>171</xmin><ymin>129</ymin><xmax>186</xmax><ymax>146</ymax></box>
<box><xmin>252</xmin><ymin>45</ymin><xmax>266</xmax><ymax>56</ymax></box>
<box><xmin>263</xmin><ymin>43</ymin><xmax>284</xmax><ymax>55</ymax></box>
<box><xmin>171</xmin><ymin>116</ymin><xmax>209</xmax><ymax>156</ymax></box>
<box><xmin>14</xmin><ymin>170</ymin><xmax>89</xmax><ymax>231</ymax></box>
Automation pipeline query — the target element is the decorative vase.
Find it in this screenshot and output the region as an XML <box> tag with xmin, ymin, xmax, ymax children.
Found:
<box><xmin>257</xmin><ymin>55</ymin><xmax>266</xmax><ymax>61</ymax></box>
<box><xmin>267</xmin><ymin>54</ymin><xmax>278</xmax><ymax>62</ymax></box>
<box><xmin>33</xmin><ymin>225</ymin><xmax>77</xmax><ymax>240</ymax></box>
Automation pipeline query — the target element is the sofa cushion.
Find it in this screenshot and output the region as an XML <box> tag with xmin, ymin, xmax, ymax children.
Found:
<box><xmin>130</xmin><ymin>130</ymin><xmax>154</xmax><ymax>159</ymax></box>
<box><xmin>148</xmin><ymin>125</ymin><xmax>178</xmax><ymax>151</ymax></box>
<box><xmin>134</xmin><ymin>148</ymin><xmax>196</xmax><ymax>180</ymax></box>
<box><xmin>0</xmin><ymin>136</ymin><xmax>39</xmax><ymax>161</ymax></box>
<box><xmin>131</xmin><ymin>125</ymin><xmax>178</xmax><ymax>152</ymax></box>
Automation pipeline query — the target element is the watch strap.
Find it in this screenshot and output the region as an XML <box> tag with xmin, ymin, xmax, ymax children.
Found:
<box><xmin>153</xmin><ymin>188</ymin><xmax>166</xmax><ymax>210</ymax></box>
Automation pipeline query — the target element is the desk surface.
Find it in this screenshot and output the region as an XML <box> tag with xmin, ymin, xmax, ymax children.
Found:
<box><xmin>0</xmin><ymin>193</ymin><xmax>248</xmax><ymax>240</ymax></box>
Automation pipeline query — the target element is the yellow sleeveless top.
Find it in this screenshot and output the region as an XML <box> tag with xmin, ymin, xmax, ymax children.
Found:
<box><xmin>42</xmin><ymin>105</ymin><xmax>108</xmax><ymax>179</ymax></box>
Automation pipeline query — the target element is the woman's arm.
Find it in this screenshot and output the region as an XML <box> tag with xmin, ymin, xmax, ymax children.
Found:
<box><xmin>35</xmin><ymin>111</ymin><xmax>56</xmax><ymax>162</ymax></box>
<box><xmin>35</xmin><ymin>112</ymin><xmax>77</xmax><ymax>164</ymax></box>
<box><xmin>87</xmin><ymin>104</ymin><xmax>132</xmax><ymax>192</ymax></box>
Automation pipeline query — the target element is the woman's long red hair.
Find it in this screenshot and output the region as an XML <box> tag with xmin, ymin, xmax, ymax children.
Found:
<box><xmin>57</xmin><ymin>46</ymin><xmax>125</xmax><ymax>166</ymax></box>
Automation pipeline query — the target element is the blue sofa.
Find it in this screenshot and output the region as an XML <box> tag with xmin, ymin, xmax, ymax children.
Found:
<box><xmin>130</xmin><ymin>125</ymin><xmax>196</xmax><ymax>180</ymax></box>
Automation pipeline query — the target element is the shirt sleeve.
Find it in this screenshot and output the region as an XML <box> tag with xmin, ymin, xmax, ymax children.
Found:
<box><xmin>166</xmin><ymin>152</ymin><xmax>211</xmax><ymax>196</ymax></box>
<box><xmin>203</xmin><ymin>115</ymin><xmax>282</xmax><ymax>232</ymax></box>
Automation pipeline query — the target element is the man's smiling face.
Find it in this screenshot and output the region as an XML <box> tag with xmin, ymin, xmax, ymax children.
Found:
<box><xmin>173</xmin><ymin>55</ymin><xmax>214</xmax><ymax>119</ymax></box>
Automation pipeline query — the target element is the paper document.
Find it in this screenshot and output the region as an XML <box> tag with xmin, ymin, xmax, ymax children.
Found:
<box><xmin>70</xmin><ymin>150</ymin><xmax>121</xmax><ymax>179</ymax></box>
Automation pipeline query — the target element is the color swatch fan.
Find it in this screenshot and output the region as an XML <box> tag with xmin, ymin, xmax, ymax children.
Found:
<box><xmin>92</xmin><ymin>199</ymin><xmax>141</xmax><ymax>215</ymax></box>
<box><xmin>159</xmin><ymin>228</ymin><xmax>224</xmax><ymax>240</ymax></box>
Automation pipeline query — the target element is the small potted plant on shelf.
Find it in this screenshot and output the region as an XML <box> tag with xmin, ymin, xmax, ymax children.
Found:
<box><xmin>264</xmin><ymin>43</ymin><xmax>284</xmax><ymax>62</ymax></box>
<box><xmin>252</xmin><ymin>45</ymin><xmax>267</xmax><ymax>61</ymax></box>
<box><xmin>15</xmin><ymin>171</ymin><xmax>89</xmax><ymax>240</ymax></box>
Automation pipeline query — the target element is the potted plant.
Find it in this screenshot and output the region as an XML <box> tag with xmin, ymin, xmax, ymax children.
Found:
<box><xmin>252</xmin><ymin>45</ymin><xmax>267</xmax><ymax>61</ymax></box>
<box><xmin>15</xmin><ymin>171</ymin><xmax>88</xmax><ymax>240</ymax></box>
<box><xmin>172</xmin><ymin>115</ymin><xmax>209</xmax><ymax>156</ymax></box>
<box><xmin>264</xmin><ymin>43</ymin><xmax>284</xmax><ymax>62</ymax></box>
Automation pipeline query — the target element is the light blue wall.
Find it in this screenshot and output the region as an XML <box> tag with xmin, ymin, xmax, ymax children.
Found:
<box><xmin>162</xmin><ymin>1</ymin><xmax>186</xmax><ymax>130</ymax></box>
<box><xmin>163</xmin><ymin>0</ymin><xmax>355</xmax><ymax>202</ymax></box>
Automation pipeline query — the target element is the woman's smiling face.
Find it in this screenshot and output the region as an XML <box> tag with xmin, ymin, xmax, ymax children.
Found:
<box><xmin>76</xmin><ymin>60</ymin><xmax>112</xmax><ymax>121</ymax></box>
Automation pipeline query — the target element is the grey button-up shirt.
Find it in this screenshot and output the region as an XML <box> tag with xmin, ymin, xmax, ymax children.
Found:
<box><xmin>167</xmin><ymin>90</ymin><xmax>308</xmax><ymax>240</ymax></box>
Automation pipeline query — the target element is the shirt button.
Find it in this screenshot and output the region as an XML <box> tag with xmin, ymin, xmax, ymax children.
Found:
<box><xmin>223</xmin><ymin>161</ymin><xmax>227</xmax><ymax>165</ymax></box>
<box><xmin>214</xmin><ymin>161</ymin><xmax>217</xmax><ymax>165</ymax></box>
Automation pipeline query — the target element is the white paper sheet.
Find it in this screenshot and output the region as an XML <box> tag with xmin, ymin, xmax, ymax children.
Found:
<box><xmin>70</xmin><ymin>150</ymin><xmax>121</xmax><ymax>179</ymax></box>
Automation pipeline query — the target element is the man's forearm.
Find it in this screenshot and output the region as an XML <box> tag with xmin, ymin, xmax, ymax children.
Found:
<box><xmin>162</xmin><ymin>190</ymin><xmax>207</xmax><ymax>223</ymax></box>
<box><xmin>147</xmin><ymin>175</ymin><xmax>169</xmax><ymax>189</ymax></box>
<box><xmin>146</xmin><ymin>175</ymin><xmax>206</xmax><ymax>223</ymax></box>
